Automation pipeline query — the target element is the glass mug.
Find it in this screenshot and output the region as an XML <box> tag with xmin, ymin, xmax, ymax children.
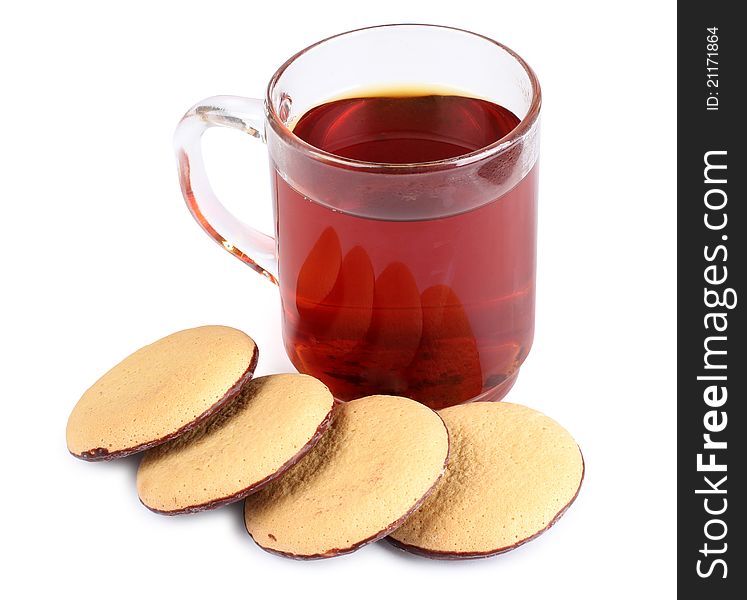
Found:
<box><xmin>175</xmin><ymin>24</ymin><xmax>540</xmax><ymax>409</ymax></box>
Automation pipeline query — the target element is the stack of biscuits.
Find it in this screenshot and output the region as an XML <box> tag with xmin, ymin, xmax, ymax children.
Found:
<box><xmin>67</xmin><ymin>326</ymin><xmax>584</xmax><ymax>560</ymax></box>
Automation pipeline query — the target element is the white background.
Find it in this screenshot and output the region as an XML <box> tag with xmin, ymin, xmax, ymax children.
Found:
<box><xmin>1</xmin><ymin>1</ymin><xmax>676</xmax><ymax>598</ymax></box>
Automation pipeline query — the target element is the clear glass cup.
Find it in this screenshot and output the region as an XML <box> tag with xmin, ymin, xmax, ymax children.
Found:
<box><xmin>174</xmin><ymin>24</ymin><xmax>541</xmax><ymax>409</ymax></box>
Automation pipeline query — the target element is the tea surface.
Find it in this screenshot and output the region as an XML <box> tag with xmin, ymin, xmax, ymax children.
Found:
<box><xmin>292</xmin><ymin>94</ymin><xmax>519</xmax><ymax>163</ymax></box>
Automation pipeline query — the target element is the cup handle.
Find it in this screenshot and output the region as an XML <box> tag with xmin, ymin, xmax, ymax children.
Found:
<box><xmin>174</xmin><ymin>95</ymin><xmax>278</xmax><ymax>284</ymax></box>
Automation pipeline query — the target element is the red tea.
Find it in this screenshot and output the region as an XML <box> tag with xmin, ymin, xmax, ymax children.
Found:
<box><xmin>272</xmin><ymin>93</ymin><xmax>537</xmax><ymax>408</ymax></box>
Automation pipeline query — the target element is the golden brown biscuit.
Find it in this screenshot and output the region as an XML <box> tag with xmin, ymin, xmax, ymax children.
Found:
<box><xmin>136</xmin><ymin>374</ymin><xmax>334</xmax><ymax>514</ymax></box>
<box><xmin>66</xmin><ymin>326</ymin><xmax>258</xmax><ymax>461</ymax></box>
<box><xmin>388</xmin><ymin>402</ymin><xmax>583</xmax><ymax>559</ymax></box>
<box><xmin>243</xmin><ymin>395</ymin><xmax>449</xmax><ymax>559</ymax></box>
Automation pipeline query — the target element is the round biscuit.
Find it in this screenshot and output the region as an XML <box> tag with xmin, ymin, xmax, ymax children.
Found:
<box><xmin>388</xmin><ymin>402</ymin><xmax>583</xmax><ymax>559</ymax></box>
<box><xmin>136</xmin><ymin>374</ymin><xmax>335</xmax><ymax>514</ymax></box>
<box><xmin>66</xmin><ymin>325</ymin><xmax>258</xmax><ymax>460</ymax></box>
<box><xmin>243</xmin><ymin>395</ymin><xmax>449</xmax><ymax>559</ymax></box>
